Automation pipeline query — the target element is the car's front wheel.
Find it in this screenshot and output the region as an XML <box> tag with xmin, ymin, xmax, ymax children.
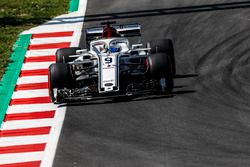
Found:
<box><xmin>48</xmin><ymin>63</ymin><xmax>74</xmax><ymax>103</ymax></box>
<box><xmin>148</xmin><ymin>53</ymin><xmax>174</xmax><ymax>93</ymax></box>
<box><xmin>56</xmin><ymin>47</ymin><xmax>81</xmax><ymax>63</ymax></box>
<box><xmin>147</xmin><ymin>39</ymin><xmax>176</xmax><ymax>76</ymax></box>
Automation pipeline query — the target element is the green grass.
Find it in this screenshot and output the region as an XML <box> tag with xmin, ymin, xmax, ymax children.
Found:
<box><xmin>0</xmin><ymin>0</ymin><xmax>70</xmax><ymax>79</ymax></box>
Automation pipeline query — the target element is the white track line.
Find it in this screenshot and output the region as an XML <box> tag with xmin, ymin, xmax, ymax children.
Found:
<box><xmin>22</xmin><ymin>62</ymin><xmax>53</xmax><ymax>70</ymax></box>
<box><xmin>0</xmin><ymin>135</ymin><xmax>49</xmax><ymax>147</ymax></box>
<box><xmin>12</xmin><ymin>89</ymin><xmax>49</xmax><ymax>99</ymax></box>
<box><xmin>23</xmin><ymin>23</ymin><xmax>82</xmax><ymax>34</ymax></box>
<box><xmin>30</xmin><ymin>37</ymin><xmax>73</xmax><ymax>45</ymax></box>
<box><xmin>7</xmin><ymin>103</ymin><xmax>57</xmax><ymax>114</ymax></box>
<box><xmin>0</xmin><ymin>152</ymin><xmax>43</xmax><ymax>164</ymax></box>
<box><xmin>78</xmin><ymin>0</ymin><xmax>88</xmax><ymax>13</ymax></box>
<box><xmin>41</xmin><ymin>0</ymin><xmax>88</xmax><ymax>166</ymax></box>
<box><xmin>71</xmin><ymin>27</ymin><xmax>83</xmax><ymax>47</ymax></box>
<box><xmin>40</xmin><ymin>107</ymin><xmax>66</xmax><ymax>167</ymax></box>
<box><xmin>48</xmin><ymin>17</ymin><xmax>84</xmax><ymax>24</ymax></box>
<box><xmin>17</xmin><ymin>76</ymin><xmax>48</xmax><ymax>85</ymax></box>
<box><xmin>70</xmin><ymin>0</ymin><xmax>88</xmax><ymax>47</ymax></box>
<box><xmin>26</xmin><ymin>49</ymin><xmax>58</xmax><ymax>57</ymax></box>
<box><xmin>0</xmin><ymin>1</ymin><xmax>88</xmax><ymax>167</ymax></box>
<box><xmin>2</xmin><ymin>119</ymin><xmax>54</xmax><ymax>130</ymax></box>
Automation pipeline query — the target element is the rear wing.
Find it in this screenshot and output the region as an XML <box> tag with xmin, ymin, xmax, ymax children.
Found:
<box><xmin>85</xmin><ymin>23</ymin><xmax>141</xmax><ymax>47</ymax></box>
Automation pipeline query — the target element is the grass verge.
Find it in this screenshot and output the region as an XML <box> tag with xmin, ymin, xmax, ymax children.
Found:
<box><xmin>0</xmin><ymin>0</ymin><xmax>70</xmax><ymax>79</ymax></box>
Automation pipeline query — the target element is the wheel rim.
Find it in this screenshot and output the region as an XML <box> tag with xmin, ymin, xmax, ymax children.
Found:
<box><xmin>159</xmin><ymin>78</ymin><xmax>166</xmax><ymax>92</ymax></box>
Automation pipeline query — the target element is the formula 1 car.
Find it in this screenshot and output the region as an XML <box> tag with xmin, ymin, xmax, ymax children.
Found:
<box><xmin>48</xmin><ymin>22</ymin><xmax>175</xmax><ymax>103</ymax></box>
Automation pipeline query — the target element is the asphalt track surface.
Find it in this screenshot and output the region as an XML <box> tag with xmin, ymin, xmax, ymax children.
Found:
<box><xmin>53</xmin><ymin>0</ymin><xmax>250</xmax><ymax>166</ymax></box>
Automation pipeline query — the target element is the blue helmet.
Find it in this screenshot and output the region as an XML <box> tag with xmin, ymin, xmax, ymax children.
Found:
<box><xmin>109</xmin><ymin>44</ymin><xmax>121</xmax><ymax>53</ymax></box>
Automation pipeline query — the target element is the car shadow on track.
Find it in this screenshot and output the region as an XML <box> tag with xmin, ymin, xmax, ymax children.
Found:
<box><xmin>58</xmin><ymin>95</ymin><xmax>173</xmax><ymax>107</ymax></box>
<box><xmin>174</xmin><ymin>74</ymin><xmax>198</xmax><ymax>79</ymax></box>
<box><xmin>58</xmin><ymin>89</ymin><xmax>196</xmax><ymax>107</ymax></box>
<box><xmin>57</xmin><ymin>73</ymin><xmax>198</xmax><ymax>107</ymax></box>
<box><xmin>57</xmin><ymin>74</ymin><xmax>198</xmax><ymax>107</ymax></box>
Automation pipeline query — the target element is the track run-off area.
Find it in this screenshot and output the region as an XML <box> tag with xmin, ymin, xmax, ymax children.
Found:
<box><xmin>1</xmin><ymin>0</ymin><xmax>250</xmax><ymax>167</ymax></box>
<box><xmin>0</xmin><ymin>0</ymin><xmax>87</xmax><ymax>166</ymax></box>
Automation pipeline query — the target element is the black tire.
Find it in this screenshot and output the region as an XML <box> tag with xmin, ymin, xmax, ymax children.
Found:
<box><xmin>56</xmin><ymin>47</ymin><xmax>81</xmax><ymax>63</ymax></box>
<box><xmin>48</xmin><ymin>63</ymin><xmax>74</xmax><ymax>103</ymax></box>
<box><xmin>148</xmin><ymin>53</ymin><xmax>174</xmax><ymax>93</ymax></box>
<box><xmin>147</xmin><ymin>39</ymin><xmax>176</xmax><ymax>75</ymax></box>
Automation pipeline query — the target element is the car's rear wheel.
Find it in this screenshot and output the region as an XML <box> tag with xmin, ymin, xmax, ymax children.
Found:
<box><xmin>148</xmin><ymin>53</ymin><xmax>174</xmax><ymax>93</ymax></box>
<box><xmin>48</xmin><ymin>63</ymin><xmax>74</xmax><ymax>103</ymax></box>
<box><xmin>56</xmin><ymin>47</ymin><xmax>81</xmax><ymax>63</ymax></box>
<box><xmin>147</xmin><ymin>39</ymin><xmax>176</xmax><ymax>76</ymax></box>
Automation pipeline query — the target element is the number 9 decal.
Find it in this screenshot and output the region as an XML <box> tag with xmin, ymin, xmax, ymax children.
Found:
<box><xmin>104</xmin><ymin>57</ymin><xmax>113</xmax><ymax>64</ymax></box>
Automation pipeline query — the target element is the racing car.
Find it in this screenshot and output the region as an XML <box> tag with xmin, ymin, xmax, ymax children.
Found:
<box><xmin>48</xmin><ymin>22</ymin><xmax>176</xmax><ymax>103</ymax></box>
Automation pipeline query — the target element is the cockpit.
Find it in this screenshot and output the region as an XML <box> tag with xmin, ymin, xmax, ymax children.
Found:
<box><xmin>90</xmin><ymin>38</ymin><xmax>130</xmax><ymax>54</ymax></box>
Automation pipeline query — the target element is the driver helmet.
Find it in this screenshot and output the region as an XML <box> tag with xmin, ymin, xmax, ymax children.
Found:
<box><xmin>109</xmin><ymin>43</ymin><xmax>121</xmax><ymax>53</ymax></box>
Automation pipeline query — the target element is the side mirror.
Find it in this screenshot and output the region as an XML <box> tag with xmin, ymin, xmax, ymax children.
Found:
<box><xmin>131</xmin><ymin>44</ymin><xmax>143</xmax><ymax>50</ymax></box>
<box><xmin>76</xmin><ymin>49</ymin><xmax>88</xmax><ymax>55</ymax></box>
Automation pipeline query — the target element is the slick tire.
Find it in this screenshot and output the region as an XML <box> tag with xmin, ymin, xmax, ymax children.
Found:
<box><xmin>56</xmin><ymin>47</ymin><xmax>81</xmax><ymax>63</ymax></box>
<box><xmin>148</xmin><ymin>53</ymin><xmax>174</xmax><ymax>93</ymax></box>
<box><xmin>48</xmin><ymin>63</ymin><xmax>74</xmax><ymax>103</ymax></box>
<box><xmin>147</xmin><ymin>39</ymin><xmax>176</xmax><ymax>76</ymax></box>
